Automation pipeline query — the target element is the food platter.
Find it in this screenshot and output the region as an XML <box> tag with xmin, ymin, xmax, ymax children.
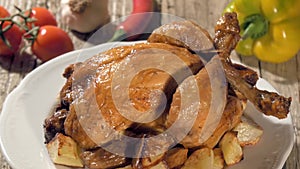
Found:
<box><xmin>0</xmin><ymin>41</ymin><xmax>295</xmax><ymax>169</ymax></box>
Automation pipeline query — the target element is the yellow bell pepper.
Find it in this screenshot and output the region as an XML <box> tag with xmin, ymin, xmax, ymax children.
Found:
<box><xmin>224</xmin><ymin>0</ymin><xmax>300</xmax><ymax>63</ymax></box>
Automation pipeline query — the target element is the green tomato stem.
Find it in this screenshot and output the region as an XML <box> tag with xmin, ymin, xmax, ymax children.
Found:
<box><xmin>0</xmin><ymin>22</ymin><xmax>12</xmax><ymax>48</ymax></box>
<box><xmin>0</xmin><ymin>6</ymin><xmax>39</xmax><ymax>50</ymax></box>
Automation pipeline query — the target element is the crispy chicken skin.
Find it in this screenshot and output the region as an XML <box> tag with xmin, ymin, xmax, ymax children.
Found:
<box><xmin>63</xmin><ymin>43</ymin><xmax>203</xmax><ymax>149</ymax></box>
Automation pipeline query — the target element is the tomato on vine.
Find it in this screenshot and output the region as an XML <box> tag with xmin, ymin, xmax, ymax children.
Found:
<box><xmin>25</xmin><ymin>7</ymin><xmax>57</xmax><ymax>28</ymax></box>
<box><xmin>1</xmin><ymin>6</ymin><xmax>74</xmax><ymax>61</ymax></box>
<box><xmin>31</xmin><ymin>25</ymin><xmax>74</xmax><ymax>62</ymax></box>
<box><xmin>0</xmin><ymin>21</ymin><xmax>23</xmax><ymax>57</ymax></box>
<box><xmin>1</xmin><ymin>6</ymin><xmax>23</xmax><ymax>57</ymax></box>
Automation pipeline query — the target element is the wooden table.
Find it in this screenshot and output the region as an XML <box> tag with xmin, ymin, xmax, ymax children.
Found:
<box><xmin>0</xmin><ymin>0</ymin><xmax>299</xmax><ymax>168</ymax></box>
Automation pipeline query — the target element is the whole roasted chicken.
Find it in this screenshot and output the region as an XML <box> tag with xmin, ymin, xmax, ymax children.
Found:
<box><xmin>44</xmin><ymin>12</ymin><xmax>291</xmax><ymax>169</ymax></box>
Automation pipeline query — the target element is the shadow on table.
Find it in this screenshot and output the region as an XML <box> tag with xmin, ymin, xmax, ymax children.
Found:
<box><xmin>0</xmin><ymin>51</ymin><xmax>38</xmax><ymax>75</ymax></box>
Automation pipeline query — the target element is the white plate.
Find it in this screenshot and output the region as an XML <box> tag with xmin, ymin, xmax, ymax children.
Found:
<box><xmin>0</xmin><ymin>42</ymin><xmax>295</xmax><ymax>169</ymax></box>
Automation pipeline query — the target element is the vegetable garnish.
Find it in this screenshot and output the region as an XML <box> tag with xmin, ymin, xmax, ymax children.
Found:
<box><xmin>109</xmin><ymin>0</ymin><xmax>154</xmax><ymax>41</ymax></box>
<box><xmin>224</xmin><ymin>0</ymin><xmax>300</xmax><ymax>63</ymax></box>
<box><xmin>0</xmin><ymin>6</ymin><xmax>74</xmax><ymax>62</ymax></box>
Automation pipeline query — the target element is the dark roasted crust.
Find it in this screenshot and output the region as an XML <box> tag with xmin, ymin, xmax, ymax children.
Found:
<box><xmin>44</xmin><ymin>109</ymin><xmax>68</xmax><ymax>143</ymax></box>
<box><xmin>44</xmin><ymin>64</ymin><xmax>80</xmax><ymax>143</ymax></box>
<box><xmin>256</xmin><ymin>90</ymin><xmax>292</xmax><ymax>119</ymax></box>
<box><xmin>231</xmin><ymin>63</ymin><xmax>259</xmax><ymax>86</ymax></box>
<box><xmin>214</xmin><ymin>12</ymin><xmax>240</xmax><ymax>59</ymax></box>
<box><xmin>223</xmin><ymin>60</ymin><xmax>291</xmax><ymax>119</ymax></box>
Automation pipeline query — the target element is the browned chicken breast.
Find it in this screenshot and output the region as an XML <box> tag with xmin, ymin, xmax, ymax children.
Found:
<box><xmin>61</xmin><ymin>43</ymin><xmax>203</xmax><ymax>149</ymax></box>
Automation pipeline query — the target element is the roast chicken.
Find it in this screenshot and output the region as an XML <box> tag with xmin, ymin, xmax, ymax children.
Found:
<box><xmin>44</xmin><ymin>12</ymin><xmax>291</xmax><ymax>169</ymax></box>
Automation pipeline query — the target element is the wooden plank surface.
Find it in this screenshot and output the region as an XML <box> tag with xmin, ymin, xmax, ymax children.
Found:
<box><xmin>0</xmin><ymin>0</ymin><xmax>299</xmax><ymax>168</ymax></box>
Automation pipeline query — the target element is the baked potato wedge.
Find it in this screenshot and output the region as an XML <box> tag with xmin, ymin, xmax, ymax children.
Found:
<box><xmin>213</xmin><ymin>148</ymin><xmax>224</xmax><ymax>169</ymax></box>
<box><xmin>46</xmin><ymin>133</ymin><xmax>83</xmax><ymax>167</ymax></box>
<box><xmin>182</xmin><ymin>147</ymin><xmax>214</xmax><ymax>169</ymax></box>
<box><xmin>233</xmin><ymin>116</ymin><xmax>263</xmax><ymax>146</ymax></box>
<box><xmin>219</xmin><ymin>131</ymin><xmax>243</xmax><ymax>166</ymax></box>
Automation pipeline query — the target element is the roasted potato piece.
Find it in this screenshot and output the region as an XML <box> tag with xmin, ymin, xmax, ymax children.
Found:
<box><xmin>46</xmin><ymin>133</ymin><xmax>83</xmax><ymax>167</ymax></box>
<box><xmin>233</xmin><ymin>116</ymin><xmax>263</xmax><ymax>146</ymax></box>
<box><xmin>219</xmin><ymin>131</ymin><xmax>243</xmax><ymax>166</ymax></box>
<box><xmin>213</xmin><ymin>148</ymin><xmax>224</xmax><ymax>169</ymax></box>
<box><xmin>164</xmin><ymin>148</ymin><xmax>188</xmax><ymax>168</ymax></box>
<box><xmin>182</xmin><ymin>147</ymin><xmax>214</xmax><ymax>169</ymax></box>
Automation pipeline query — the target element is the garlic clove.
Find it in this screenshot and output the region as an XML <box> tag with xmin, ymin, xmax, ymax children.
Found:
<box><xmin>61</xmin><ymin>0</ymin><xmax>110</xmax><ymax>33</ymax></box>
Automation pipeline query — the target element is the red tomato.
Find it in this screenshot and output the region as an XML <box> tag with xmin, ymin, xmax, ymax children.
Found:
<box><xmin>0</xmin><ymin>6</ymin><xmax>10</xmax><ymax>18</ymax></box>
<box><xmin>32</xmin><ymin>26</ymin><xmax>74</xmax><ymax>62</ymax></box>
<box><xmin>0</xmin><ymin>22</ymin><xmax>23</xmax><ymax>57</ymax></box>
<box><xmin>26</xmin><ymin>7</ymin><xmax>57</xmax><ymax>28</ymax></box>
